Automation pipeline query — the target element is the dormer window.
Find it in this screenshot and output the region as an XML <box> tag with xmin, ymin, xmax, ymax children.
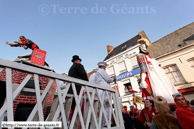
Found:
<box><xmin>122</xmin><ymin>45</ymin><xmax>126</xmax><ymax>50</ymax></box>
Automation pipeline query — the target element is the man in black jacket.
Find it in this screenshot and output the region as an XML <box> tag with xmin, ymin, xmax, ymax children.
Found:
<box><xmin>68</xmin><ymin>55</ymin><xmax>88</xmax><ymax>94</ymax></box>
<box><xmin>68</xmin><ymin>55</ymin><xmax>88</xmax><ymax>124</ymax></box>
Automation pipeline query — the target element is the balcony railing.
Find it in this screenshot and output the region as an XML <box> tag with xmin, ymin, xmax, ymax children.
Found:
<box><xmin>0</xmin><ymin>58</ymin><xmax>124</xmax><ymax>129</ymax></box>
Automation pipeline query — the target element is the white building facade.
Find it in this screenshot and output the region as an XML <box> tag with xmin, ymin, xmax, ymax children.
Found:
<box><xmin>104</xmin><ymin>31</ymin><xmax>150</xmax><ymax>110</ymax></box>
<box><xmin>105</xmin><ymin>46</ymin><xmax>142</xmax><ymax>110</ymax></box>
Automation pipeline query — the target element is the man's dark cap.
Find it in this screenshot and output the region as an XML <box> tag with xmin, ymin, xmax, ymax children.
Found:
<box><xmin>71</xmin><ymin>55</ymin><xmax>82</xmax><ymax>62</ymax></box>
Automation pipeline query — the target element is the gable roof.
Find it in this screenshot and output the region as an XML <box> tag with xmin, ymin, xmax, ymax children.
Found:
<box><xmin>148</xmin><ymin>22</ymin><xmax>194</xmax><ymax>58</ymax></box>
<box><xmin>104</xmin><ymin>34</ymin><xmax>141</xmax><ymax>61</ymax></box>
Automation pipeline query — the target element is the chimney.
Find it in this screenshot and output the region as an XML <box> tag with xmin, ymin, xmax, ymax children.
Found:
<box><xmin>107</xmin><ymin>45</ymin><xmax>114</xmax><ymax>54</ymax></box>
<box><xmin>138</xmin><ymin>30</ymin><xmax>152</xmax><ymax>46</ymax></box>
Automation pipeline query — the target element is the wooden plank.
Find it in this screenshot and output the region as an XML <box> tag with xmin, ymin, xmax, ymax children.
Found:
<box><xmin>0</xmin><ymin>103</ymin><xmax>6</xmax><ymax>120</ymax></box>
<box><xmin>52</xmin><ymin>105</ymin><xmax>60</xmax><ymax>121</ymax></box>
<box><xmin>85</xmin><ymin>87</ymin><xmax>99</xmax><ymax>129</ymax></box>
<box><xmin>56</xmin><ymin>79</ymin><xmax>68</xmax><ymax>129</ymax></box>
<box><xmin>69</xmin><ymin>83</ymin><xmax>85</xmax><ymax>129</ymax></box>
<box><xmin>48</xmin><ymin>105</ymin><xmax>61</xmax><ymax>129</ymax></box>
<box><xmin>115</xmin><ymin>89</ymin><xmax>124</xmax><ymax>128</ymax></box>
<box><xmin>0</xmin><ymin>112</ymin><xmax>5</xmax><ymax>128</ymax></box>
<box><xmin>112</xmin><ymin>92</ymin><xmax>120</xmax><ymax>127</ymax></box>
<box><xmin>61</xmin><ymin>83</ymin><xmax>70</xmax><ymax>104</ymax></box>
<box><xmin>34</xmin><ymin>74</ymin><xmax>44</xmax><ymax>121</ymax></box>
<box><xmin>84</xmin><ymin>87</ymin><xmax>94</xmax><ymax>128</ymax></box>
<box><xmin>61</xmin><ymin>83</ymin><xmax>72</xmax><ymax>122</ymax></box>
<box><xmin>96</xmin><ymin>89</ymin><xmax>109</xmax><ymax>128</ymax></box>
<box><xmin>109</xmin><ymin>93</ymin><xmax>119</xmax><ymax>127</ymax></box>
<box><xmin>97</xmin><ymin>90</ymin><xmax>103</xmax><ymax>128</ymax></box>
<box><xmin>41</xmin><ymin>79</ymin><xmax>54</xmax><ymax>99</ymax></box>
<box><xmin>6</xmin><ymin>68</ymin><xmax>14</xmax><ymax>122</ymax></box>
<box><xmin>89</xmin><ymin>88</ymin><xmax>100</xmax><ymax>129</ymax></box>
<box><xmin>84</xmin><ymin>94</ymin><xmax>90</xmax><ymax>128</ymax></box>
<box><xmin>48</xmin><ymin>104</ymin><xmax>65</xmax><ymax>129</ymax></box>
<box><xmin>105</xmin><ymin>91</ymin><xmax>111</xmax><ymax>128</ymax></box>
<box><xmin>90</xmin><ymin>96</ymin><xmax>99</xmax><ymax>129</ymax></box>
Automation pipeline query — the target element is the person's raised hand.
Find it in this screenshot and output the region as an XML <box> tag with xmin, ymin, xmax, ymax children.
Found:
<box><xmin>6</xmin><ymin>41</ymin><xmax>10</xmax><ymax>45</ymax></box>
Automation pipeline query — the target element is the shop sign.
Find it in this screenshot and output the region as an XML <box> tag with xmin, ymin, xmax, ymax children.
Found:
<box><xmin>116</xmin><ymin>68</ymin><xmax>140</xmax><ymax>81</ymax></box>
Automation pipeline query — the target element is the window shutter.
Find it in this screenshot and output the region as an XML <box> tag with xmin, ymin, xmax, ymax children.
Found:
<box><xmin>108</xmin><ymin>66</ymin><xmax>115</xmax><ymax>76</ymax></box>
<box><xmin>118</xmin><ymin>61</ymin><xmax>127</xmax><ymax>74</ymax></box>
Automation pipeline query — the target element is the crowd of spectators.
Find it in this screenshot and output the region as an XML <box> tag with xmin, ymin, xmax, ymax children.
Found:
<box><xmin>121</xmin><ymin>94</ymin><xmax>194</xmax><ymax>129</ymax></box>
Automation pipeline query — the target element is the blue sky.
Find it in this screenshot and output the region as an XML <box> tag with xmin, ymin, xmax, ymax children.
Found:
<box><xmin>0</xmin><ymin>0</ymin><xmax>193</xmax><ymax>74</ymax></box>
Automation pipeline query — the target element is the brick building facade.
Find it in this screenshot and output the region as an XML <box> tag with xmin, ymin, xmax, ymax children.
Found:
<box><xmin>0</xmin><ymin>57</ymin><xmax>56</xmax><ymax>120</ymax></box>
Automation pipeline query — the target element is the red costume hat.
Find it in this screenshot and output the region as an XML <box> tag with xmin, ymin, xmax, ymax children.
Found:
<box><xmin>133</xmin><ymin>108</ymin><xmax>138</xmax><ymax>114</ymax></box>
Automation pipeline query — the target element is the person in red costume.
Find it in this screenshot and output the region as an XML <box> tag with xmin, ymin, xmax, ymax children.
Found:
<box><xmin>6</xmin><ymin>36</ymin><xmax>40</xmax><ymax>59</ymax></box>
<box><xmin>136</xmin><ymin>39</ymin><xmax>153</xmax><ymax>101</ymax></box>
<box><xmin>133</xmin><ymin>109</ymin><xmax>142</xmax><ymax>122</ymax></box>
<box><xmin>174</xmin><ymin>93</ymin><xmax>194</xmax><ymax>129</ymax></box>
<box><xmin>137</xmin><ymin>38</ymin><xmax>178</xmax><ymax>103</ymax></box>
<box><xmin>123</xmin><ymin>105</ymin><xmax>130</xmax><ymax>115</ymax></box>
<box><xmin>140</xmin><ymin>99</ymin><xmax>158</xmax><ymax>129</ymax></box>
<box><xmin>6</xmin><ymin>36</ymin><xmax>39</xmax><ymax>50</ymax></box>
<box><xmin>132</xmin><ymin>108</ymin><xmax>146</xmax><ymax>129</ymax></box>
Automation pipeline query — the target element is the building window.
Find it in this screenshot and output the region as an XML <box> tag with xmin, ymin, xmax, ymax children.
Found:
<box><xmin>118</xmin><ymin>61</ymin><xmax>127</xmax><ymax>74</ymax></box>
<box><xmin>124</xmin><ymin>82</ymin><xmax>133</xmax><ymax>96</ymax></box>
<box><xmin>107</xmin><ymin>66</ymin><xmax>115</xmax><ymax>77</ymax></box>
<box><xmin>188</xmin><ymin>57</ymin><xmax>194</xmax><ymax>71</ymax></box>
<box><xmin>130</xmin><ymin>56</ymin><xmax>139</xmax><ymax>69</ymax></box>
<box><xmin>163</xmin><ymin>65</ymin><xmax>185</xmax><ymax>84</ymax></box>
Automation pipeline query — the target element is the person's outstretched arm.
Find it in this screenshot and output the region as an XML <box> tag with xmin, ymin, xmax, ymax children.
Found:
<box><xmin>6</xmin><ymin>41</ymin><xmax>21</xmax><ymax>47</ymax></box>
